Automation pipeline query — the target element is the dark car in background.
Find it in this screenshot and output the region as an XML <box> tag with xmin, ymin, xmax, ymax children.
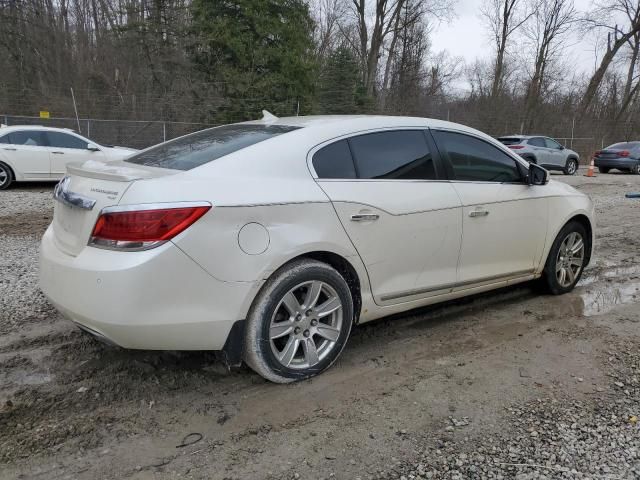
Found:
<box><xmin>594</xmin><ymin>142</ymin><xmax>640</xmax><ymax>174</ymax></box>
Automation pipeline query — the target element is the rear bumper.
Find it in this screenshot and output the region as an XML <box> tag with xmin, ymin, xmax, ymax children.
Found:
<box><xmin>594</xmin><ymin>158</ymin><xmax>638</xmax><ymax>169</ymax></box>
<box><xmin>39</xmin><ymin>226</ymin><xmax>258</xmax><ymax>350</ymax></box>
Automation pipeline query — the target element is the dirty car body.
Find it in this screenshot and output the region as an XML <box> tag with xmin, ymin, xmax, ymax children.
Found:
<box><xmin>39</xmin><ymin>115</ymin><xmax>595</xmax><ymax>383</ymax></box>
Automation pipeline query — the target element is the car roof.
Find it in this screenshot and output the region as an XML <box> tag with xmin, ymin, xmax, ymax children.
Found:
<box><xmin>0</xmin><ymin>125</ymin><xmax>78</xmax><ymax>134</ymax></box>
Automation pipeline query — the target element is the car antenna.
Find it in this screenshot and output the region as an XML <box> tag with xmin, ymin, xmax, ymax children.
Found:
<box><xmin>261</xmin><ymin>110</ymin><xmax>278</xmax><ymax>122</ymax></box>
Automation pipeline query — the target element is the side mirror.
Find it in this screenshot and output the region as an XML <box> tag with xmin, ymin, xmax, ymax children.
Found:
<box><xmin>559</xmin><ymin>145</ymin><xmax>565</xmax><ymax>150</ymax></box>
<box><xmin>87</xmin><ymin>143</ymin><xmax>100</xmax><ymax>152</ymax></box>
<box><xmin>528</xmin><ymin>163</ymin><xmax>549</xmax><ymax>185</ymax></box>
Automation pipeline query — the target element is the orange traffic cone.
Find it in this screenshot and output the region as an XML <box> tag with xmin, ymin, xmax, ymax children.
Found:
<box><xmin>584</xmin><ymin>154</ymin><xmax>596</xmax><ymax>177</ymax></box>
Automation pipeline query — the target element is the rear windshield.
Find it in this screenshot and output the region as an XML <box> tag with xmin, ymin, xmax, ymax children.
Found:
<box><xmin>497</xmin><ymin>137</ymin><xmax>523</xmax><ymax>145</ymax></box>
<box><xmin>125</xmin><ymin>124</ymin><xmax>300</xmax><ymax>171</ymax></box>
<box><xmin>606</xmin><ymin>142</ymin><xmax>640</xmax><ymax>150</ymax></box>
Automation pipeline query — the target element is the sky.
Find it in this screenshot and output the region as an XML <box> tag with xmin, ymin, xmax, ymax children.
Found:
<box><xmin>430</xmin><ymin>0</ymin><xmax>600</xmax><ymax>85</ymax></box>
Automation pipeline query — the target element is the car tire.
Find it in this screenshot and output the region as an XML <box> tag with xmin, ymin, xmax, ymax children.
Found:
<box><xmin>523</xmin><ymin>156</ymin><xmax>536</xmax><ymax>164</ymax></box>
<box><xmin>630</xmin><ymin>163</ymin><xmax>640</xmax><ymax>175</ymax></box>
<box><xmin>598</xmin><ymin>167</ymin><xmax>610</xmax><ymax>174</ymax></box>
<box><xmin>0</xmin><ymin>162</ymin><xmax>14</xmax><ymax>190</ymax></box>
<box><xmin>563</xmin><ymin>158</ymin><xmax>578</xmax><ymax>175</ymax></box>
<box><xmin>543</xmin><ymin>221</ymin><xmax>588</xmax><ymax>295</ymax></box>
<box><xmin>243</xmin><ymin>258</ymin><xmax>354</xmax><ymax>383</ymax></box>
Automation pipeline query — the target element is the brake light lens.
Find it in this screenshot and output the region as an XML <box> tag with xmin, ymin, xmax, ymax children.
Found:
<box><xmin>90</xmin><ymin>203</ymin><xmax>211</xmax><ymax>250</ymax></box>
<box><xmin>619</xmin><ymin>150</ymin><xmax>630</xmax><ymax>157</ymax></box>
<box><xmin>508</xmin><ymin>145</ymin><xmax>525</xmax><ymax>149</ymax></box>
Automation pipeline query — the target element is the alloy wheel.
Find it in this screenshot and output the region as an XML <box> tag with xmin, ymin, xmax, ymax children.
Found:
<box><xmin>0</xmin><ymin>166</ymin><xmax>8</xmax><ymax>187</ymax></box>
<box><xmin>567</xmin><ymin>160</ymin><xmax>577</xmax><ymax>175</ymax></box>
<box><xmin>555</xmin><ymin>232</ymin><xmax>585</xmax><ymax>288</ymax></box>
<box><xmin>269</xmin><ymin>280</ymin><xmax>343</xmax><ymax>370</ymax></box>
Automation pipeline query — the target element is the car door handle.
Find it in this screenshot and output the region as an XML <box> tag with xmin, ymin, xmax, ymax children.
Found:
<box><xmin>3</xmin><ymin>147</ymin><xmax>16</xmax><ymax>151</ymax></box>
<box><xmin>351</xmin><ymin>213</ymin><xmax>380</xmax><ymax>221</ymax></box>
<box><xmin>469</xmin><ymin>209</ymin><xmax>489</xmax><ymax>218</ymax></box>
<box><xmin>51</xmin><ymin>151</ymin><xmax>64</xmax><ymax>155</ymax></box>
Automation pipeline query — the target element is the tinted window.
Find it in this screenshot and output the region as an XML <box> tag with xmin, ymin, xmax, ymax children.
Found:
<box><xmin>528</xmin><ymin>137</ymin><xmax>546</xmax><ymax>147</ymax></box>
<box><xmin>607</xmin><ymin>142</ymin><xmax>640</xmax><ymax>150</ymax></box>
<box><xmin>433</xmin><ymin>130</ymin><xmax>522</xmax><ymax>183</ymax></box>
<box><xmin>349</xmin><ymin>130</ymin><xmax>436</xmax><ymax>180</ymax></box>
<box><xmin>0</xmin><ymin>135</ymin><xmax>8</xmax><ymax>144</ymax></box>
<box><xmin>47</xmin><ymin>132</ymin><xmax>88</xmax><ymax>149</ymax></box>
<box><xmin>8</xmin><ymin>131</ymin><xmax>47</xmax><ymax>147</ymax></box>
<box><xmin>497</xmin><ymin>137</ymin><xmax>523</xmax><ymax>146</ymax></box>
<box><xmin>126</xmin><ymin>124</ymin><xmax>300</xmax><ymax>171</ymax></box>
<box><xmin>313</xmin><ymin>140</ymin><xmax>356</xmax><ymax>179</ymax></box>
<box><xmin>544</xmin><ymin>138</ymin><xmax>562</xmax><ymax>149</ymax></box>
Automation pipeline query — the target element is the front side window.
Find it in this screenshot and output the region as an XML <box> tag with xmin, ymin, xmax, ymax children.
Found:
<box><xmin>528</xmin><ymin>137</ymin><xmax>546</xmax><ymax>147</ymax></box>
<box><xmin>348</xmin><ymin>130</ymin><xmax>436</xmax><ymax>180</ymax></box>
<box><xmin>544</xmin><ymin>138</ymin><xmax>562</xmax><ymax>149</ymax></box>
<box><xmin>46</xmin><ymin>132</ymin><xmax>88</xmax><ymax>149</ymax></box>
<box><xmin>0</xmin><ymin>135</ymin><xmax>8</xmax><ymax>144</ymax></box>
<box><xmin>432</xmin><ymin>130</ymin><xmax>523</xmax><ymax>183</ymax></box>
<box><xmin>312</xmin><ymin>140</ymin><xmax>356</xmax><ymax>179</ymax></box>
<box><xmin>8</xmin><ymin>130</ymin><xmax>47</xmax><ymax>147</ymax></box>
<box><xmin>126</xmin><ymin>124</ymin><xmax>300</xmax><ymax>171</ymax></box>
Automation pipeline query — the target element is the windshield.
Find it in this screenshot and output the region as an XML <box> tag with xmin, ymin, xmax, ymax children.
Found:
<box><xmin>125</xmin><ymin>124</ymin><xmax>300</xmax><ymax>171</ymax></box>
<box><xmin>606</xmin><ymin>142</ymin><xmax>640</xmax><ymax>150</ymax></box>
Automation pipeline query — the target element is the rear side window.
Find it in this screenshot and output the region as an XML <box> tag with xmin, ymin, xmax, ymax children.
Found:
<box><xmin>349</xmin><ymin>130</ymin><xmax>436</xmax><ymax>180</ymax></box>
<box><xmin>432</xmin><ymin>130</ymin><xmax>522</xmax><ymax>183</ymax></box>
<box><xmin>497</xmin><ymin>137</ymin><xmax>522</xmax><ymax>146</ymax></box>
<box><xmin>46</xmin><ymin>132</ymin><xmax>88</xmax><ymax>149</ymax></box>
<box><xmin>0</xmin><ymin>135</ymin><xmax>8</xmax><ymax>144</ymax></box>
<box><xmin>8</xmin><ymin>130</ymin><xmax>48</xmax><ymax>146</ymax></box>
<box><xmin>126</xmin><ymin>124</ymin><xmax>300</xmax><ymax>171</ymax></box>
<box><xmin>312</xmin><ymin>140</ymin><xmax>356</xmax><ymax>179</ymax></box>
<box><xmin>528</xmin><ymin>137</ymin><xmax>546</xmax><ymax>147</ymax></box>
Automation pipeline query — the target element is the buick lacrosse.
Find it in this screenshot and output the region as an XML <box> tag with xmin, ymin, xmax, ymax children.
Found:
<box><xmin>40</xmin><ymin>114</ymin><xmax>594</xmax><ymax>383</ymax></box>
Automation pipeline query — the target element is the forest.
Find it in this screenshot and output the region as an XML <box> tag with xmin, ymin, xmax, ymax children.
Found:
<box><xmin>0</xmin><ymin>0</ymin><xmax>639</xmax><ymax>153</ymax></box>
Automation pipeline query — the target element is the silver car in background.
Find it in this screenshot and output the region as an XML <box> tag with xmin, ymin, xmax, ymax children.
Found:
<box><xmin>497</xmin><ymin>135</ymin><xmax>580</xmax><ymax>175</ymax></box>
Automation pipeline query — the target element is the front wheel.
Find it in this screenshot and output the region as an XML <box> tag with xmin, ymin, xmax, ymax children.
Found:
<box><xmin>244</xmin><ymin>259</ymin><xmax>354</xmax><ymax>383</ymax></box>
<box><xmin>543</xmin><ymin>221</ymin><xmax>588</xmax><ymax>295</ymax></box>
<box><xmin>0</xmin><ymin>162</ymin><xmax>13</xmax><ymax>190</ymax></box>
<box><xmin>564</xmin><ymin>158</ymin><xmax>578</xmax><ymax>175</ymax></box>
<box><xmin>629</xmin><ymin>163</ymin><xmax>640</xmax><ymax>175</ymax></box>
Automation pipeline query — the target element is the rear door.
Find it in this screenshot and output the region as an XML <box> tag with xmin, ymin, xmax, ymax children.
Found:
<box><xmin>431</xmin><ymin>129</ymin><xmax>548</xmax><ymax>286</ymax></box>
<box><xmin>46</xmin><ymin>131</ymin><xmax>107</xmax><ymax>179</ymax></box>
<box><xmin>312</xmin><ymin>129</ymin><xmax>463</xmax><ymax>305</ymax></box>
<box><xmin>3</xmin><ymin>130</ymin><xmax>50</xmax><ymax>179</ymax></box>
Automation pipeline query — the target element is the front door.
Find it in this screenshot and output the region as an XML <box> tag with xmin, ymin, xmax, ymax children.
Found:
<box><xmin>431</xmin><ymin>129</ymin><xmax>548</xmax><ymax>286</ymax></box>
<box><xmin>45</xmin><ymin>131</ymin><xmax>106</xmax><ymax>179</ymax></box>
<box><xmin>312</xmin><ymin>129</ymin><xmax>463</xmax><ymax>304</ymax></box>
<box><xmin>3</xmin><ymin>130</ymin><xmax>50</xmax><ymax>179</ymax></box>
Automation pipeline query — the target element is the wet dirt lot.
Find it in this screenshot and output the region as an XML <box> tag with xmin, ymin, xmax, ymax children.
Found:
<box><xmin>1</xmin><ymin>171</ymin><xmax>639</xmax><ymax>479</ymax></box>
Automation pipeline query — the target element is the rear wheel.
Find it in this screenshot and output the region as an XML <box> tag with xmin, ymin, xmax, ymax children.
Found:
<box><xmin>543</xmin><ymin>221</ymin><xmax>588</xmax><ymax>295</ymax></box>
<box><xmin>564</xmin><ymin>158</ymin><xmax>578</xmax><ymax>175</ymax></box>
<box><xmin>244</xmin><ymin>259</ymin><xmax>354</xmax><ymax>383</ymax></box>
<box><xmin>598</xmin><ymin>167</ymin><xmax>610</xmax><ymax>174</ymax></box>
<box><xmin>0</xmin><ymin>162</ymin><xmax>13</xmax><ymax>190</ymax></box>
<box><xmin>630</xmin><ymin>163</ymin><xmax>640</xmax><ymax>175</ymax></box>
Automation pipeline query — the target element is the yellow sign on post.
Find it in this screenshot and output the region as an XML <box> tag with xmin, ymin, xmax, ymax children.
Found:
<box><xmin>39</xmin><ymin>111</ymin><xmax>50</xmax><ymax>119</ymax></box>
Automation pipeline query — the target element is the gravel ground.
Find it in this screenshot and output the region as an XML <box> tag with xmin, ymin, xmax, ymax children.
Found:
<box><xmin>1</xmin><ymin>172</ymin><xmax>639</xmax><ymax>480</ymax></box>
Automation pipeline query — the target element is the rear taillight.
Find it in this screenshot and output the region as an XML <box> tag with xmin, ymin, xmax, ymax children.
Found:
<box><xmin>508</xmin><ymin>145</ymin><xmax>525</xmax><ymax>150</ymax></box>
<box><xmin>90</xmin><ymin>203</ymin><xmax>211</xmax><ymax>251</ymax></box>
<box><xmin>620</xmin><ymin>150</ymin><xmax>630</xmax><ymax>157</ymax></box>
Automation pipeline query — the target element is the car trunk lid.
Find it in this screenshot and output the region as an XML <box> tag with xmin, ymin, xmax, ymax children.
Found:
<box><xmin>52</xmin><ymin>160</ymin><xmax>177</xmax><ymax>256</ymax></box>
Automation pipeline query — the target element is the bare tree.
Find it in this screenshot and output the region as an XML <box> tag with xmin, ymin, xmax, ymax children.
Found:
<box><xmin>481</xmin><ymin>0</ymin><xmax>535</xmax><ymax>98</ymax></box>
<box><xmin>580</xmin><ymin>0</ymin><xmax>640</xmax><ymax>113</ymax></box>
<box><xmin>521</xmin><ymin>0</ymin><xmax>577</xmax><ymax>129</ymax></box>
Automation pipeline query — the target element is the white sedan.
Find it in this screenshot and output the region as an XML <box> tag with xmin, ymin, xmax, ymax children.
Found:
<box><xmin>0</xmin><ymin>125</ymin><xmax>137</xmax><ymax>189</ymax></box>
<box><xmin>39</xmin><ymin>114</ymin><xmax>595</xmax><ymax>383</ymax></box>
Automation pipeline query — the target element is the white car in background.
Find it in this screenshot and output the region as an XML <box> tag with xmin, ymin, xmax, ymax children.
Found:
<box><xmin>39</xmin><ymin>114</ymin><xmax>595</xmax><ymax>383</ymax></box>
<box><xmin>0</xmin><ymin>125</ymin><xmax>137</xmax><ymax>189</ymax></box>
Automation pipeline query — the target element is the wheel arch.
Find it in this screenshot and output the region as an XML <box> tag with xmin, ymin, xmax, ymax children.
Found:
<box><xmin>542</xmin><ymin>213</ymin><xmax>593</xmax><ymax>273</ymax></box>
<box><xmin>0</xmin><ymin>160</ymin><xmax>16</xmax><ymax>184</ymax></box>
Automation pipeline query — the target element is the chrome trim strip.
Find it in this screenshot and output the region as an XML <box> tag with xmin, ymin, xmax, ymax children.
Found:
<box><xmin>100</xmin><ymin>201</ymin><xmax>212</xmax><ymax>214</ymax></box>
<box><xmin>53</xmin><ymin>176</ymin><xmax>96</xmax><ymax>210</ymax></box>
<box><xmin>379</xmin><ymin>269</ymin><xmax>535</xmax><ymax>302</ymax></box>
